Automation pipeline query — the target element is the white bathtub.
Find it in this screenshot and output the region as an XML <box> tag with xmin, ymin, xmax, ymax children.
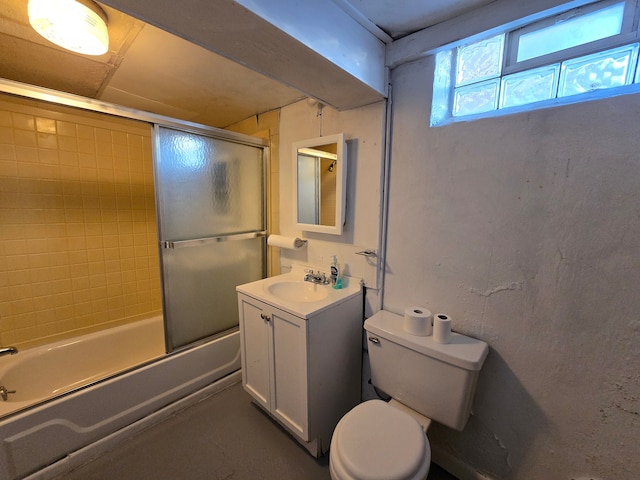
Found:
<box><xmin>0</xmin><ymin>316</ymin><xmax>165</xmax><ymax>417</ymax></box>
<box><xmin>0</xmin><ymin>316</ymin><xmax>241</xmax><ymax>480</ymax></box>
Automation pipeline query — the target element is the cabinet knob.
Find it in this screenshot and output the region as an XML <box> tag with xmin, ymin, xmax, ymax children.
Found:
<box><xmin>260</xmin><ymin>313</ymin><xmax>271</xmax><ymax>322</ymax></box>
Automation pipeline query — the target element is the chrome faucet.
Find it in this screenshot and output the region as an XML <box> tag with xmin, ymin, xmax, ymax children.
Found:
<box><xmin>0</xmin><ymin>386</ymin><xmax>16</xmax><ymax>401</ymax></box>
<box><xmin>303</xmin><ymin>269</ymin><xmax>330</xmax><ymax>285</ymax></box>
<box><xmin>0</xmin><ymin>346</ymin><xmax>18</xmax><ymax>357</ymax></box>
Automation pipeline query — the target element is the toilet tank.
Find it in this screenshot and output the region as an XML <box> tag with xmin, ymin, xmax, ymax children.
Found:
<box><xmin>365</xmin><ymin>310</ymin><xmax>488</xmax><ymax>431</ymax></box>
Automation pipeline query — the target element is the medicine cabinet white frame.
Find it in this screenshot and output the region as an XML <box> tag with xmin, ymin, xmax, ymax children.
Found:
<box><xmin>293</xmin><ymin>133</ymin><xmax>346</xmax><ymax>235</ymax></box>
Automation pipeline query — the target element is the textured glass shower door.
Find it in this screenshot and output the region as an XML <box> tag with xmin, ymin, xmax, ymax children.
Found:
<box><xmin>154</xmin><ymin>126</ymin><xmax>266</xmax><ymax>351</ymax></box>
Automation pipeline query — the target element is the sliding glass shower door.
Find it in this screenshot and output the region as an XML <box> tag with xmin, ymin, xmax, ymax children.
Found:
<box><xmin>154</xmin><ymin>126</ymin><xmax>267</xmax><ymax>351</ymax></box>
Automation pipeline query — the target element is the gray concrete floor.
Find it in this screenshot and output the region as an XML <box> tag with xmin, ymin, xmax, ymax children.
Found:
<box><xmin>60</xmin><ymin>382</ymin><xmax>457</xmax><ymax>480</ymax></box>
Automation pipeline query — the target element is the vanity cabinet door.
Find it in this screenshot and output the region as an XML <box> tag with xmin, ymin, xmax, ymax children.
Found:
<box><xmin>238</xmin><ymin>294</ymin><xmax>310</xmax><ymax>440</ymax></box>
<box><xmin>238</xmin><ymin>295</ymin><xmax>272</xmax><ymax>411</ymax></box>
<box><xmin>271</xmin><ymin>309</ymin><xmax>308</xmax><ymax>440</ymax></box>
<box><xmin>238</xmin><ymin>284</ymin><xmax>363</xmax><ymax>457</ymax></box>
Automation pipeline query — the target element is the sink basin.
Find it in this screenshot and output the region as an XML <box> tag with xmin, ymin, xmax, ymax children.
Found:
<box><xmin>264</xmin><ymin>281</ymin><xmax>329</xmax><ymax>303</ymax></box>
<box><xmin>237</xmin><ymin>267</ymin><xmax>362</xmax><ymax>318</ymax></box>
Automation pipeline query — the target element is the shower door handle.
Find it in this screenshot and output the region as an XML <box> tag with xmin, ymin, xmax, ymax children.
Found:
<box><xmin>160</xmin><ymin>231</ymin><xmax>267</xmax><ymax>249</ymax></box>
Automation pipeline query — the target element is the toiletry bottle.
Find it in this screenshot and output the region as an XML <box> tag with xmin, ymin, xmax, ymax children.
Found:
<box><xmin>330</xmin><ymin>256</ymin><xmax>342</xmax><ymax>289</ymax></box>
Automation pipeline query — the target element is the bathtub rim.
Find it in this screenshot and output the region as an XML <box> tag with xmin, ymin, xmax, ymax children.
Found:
<box><xmin>0</xmin><ymin>315</ymin><xmax>165</xmax><ymax>420</ymax></box>
<box><xmin>0</xmin><ymin>319</ymin><xmax>239</xmax><ymax>421</ymax></box>
<box><xmin>0</xmin><ymin>327</ymin><xmax>242</xmax><ymax>480</ymax></box>
<box><xmin>6</xmin><ymin>311</ymin><xmax>164</xmax><ymax>353</ymax></box>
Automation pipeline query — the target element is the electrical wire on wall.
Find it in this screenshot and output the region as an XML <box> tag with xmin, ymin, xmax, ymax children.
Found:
<box><xmin>307</xmin><ymin>97</ymin><xmax>324</xmax><ymax>137</ymax></box>
<box><xmin>317</xmin><ymin>102</ymin><xmax>324</xmax><ymax>136</ymax></box>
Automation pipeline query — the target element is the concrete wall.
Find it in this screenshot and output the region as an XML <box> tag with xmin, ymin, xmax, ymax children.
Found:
<box><xmin>278</xmin><ymin>99</ymin><xmax>385</xmax><ymax>315</ymax></box>
<box><xmin>384</xmin><ymin>56</ymin><xmax>640</xmax><ymax>479</ymax></box>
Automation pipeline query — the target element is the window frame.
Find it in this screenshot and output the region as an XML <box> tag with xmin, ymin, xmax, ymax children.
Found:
<box><xmin>432</xmin><ymin>0</ymin><xmax>640</xmax><ymax>126</ymax></box>
<box><xmin>504</xmin><ymin>0</ymin><xmax>639</xmax><ymax>75</ymax></box>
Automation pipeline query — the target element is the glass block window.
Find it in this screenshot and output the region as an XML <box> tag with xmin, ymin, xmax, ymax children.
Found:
<box><xmin>456</xmin><ymin>35</ymin><xmax>504</xmax><ymax>86</ymax></box>
<box><xmin>454</xmin><ymin>79</ymin><xmax>500</xmax><ymax>116</ymax></box>
<box><xmin>431</xmin><ymin>50</ymin><xmax>452</xmax><ymax>125</ymax></box>
<box><xmin>500</xmin><ymin>65</ymin><xmax>560</xmax><ymax>108</ymax></box>
<box><xmin>558</xmin><ymin>44</ymin><xmax>638</xmax><ymax>97</ymax></box>
<box><xmin>432</xmin><ymin>0</ymin><xmax>640</xmax><ymax>126</ymax></box>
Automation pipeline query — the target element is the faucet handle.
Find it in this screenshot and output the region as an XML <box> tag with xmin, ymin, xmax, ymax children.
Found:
<box><xmin>0</xmin><ymin>386</ymin><xmax>16</xmax><ymax>401</ymax></box>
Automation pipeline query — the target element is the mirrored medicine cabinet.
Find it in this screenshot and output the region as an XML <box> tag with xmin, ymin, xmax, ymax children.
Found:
<box><xmin>293</xmin><ymin>133</ymin><xmax>346</xmax><ymax>235</ymax></box>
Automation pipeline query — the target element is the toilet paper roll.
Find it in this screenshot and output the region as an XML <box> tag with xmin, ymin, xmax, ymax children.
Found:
<box><xmin>403</xmin><ymin>307</ymin><xmax>433</xmax><ymax>336</ymax></box>
<box><xmin>433</xmin><ymin>314</ymin><xmax>452</xmax><ymax>344</ymax></box>
<box><xmin>267</xmin><ymin>235</ymin><xmax>307</xmax><ymax>250</ymax></box>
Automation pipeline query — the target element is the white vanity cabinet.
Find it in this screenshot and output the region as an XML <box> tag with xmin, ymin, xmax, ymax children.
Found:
<box><xmin>236</xmin><ymin>272</ymin><xmax>363</xmax><ymax>457</ymax></box>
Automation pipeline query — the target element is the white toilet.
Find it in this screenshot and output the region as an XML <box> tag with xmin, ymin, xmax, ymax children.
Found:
<box><xmin>329</xmin><ymin>310</ymin><xmax>489</xmax><ymax>480</ymax></box>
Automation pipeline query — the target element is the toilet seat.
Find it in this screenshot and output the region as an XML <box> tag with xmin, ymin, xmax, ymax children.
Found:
<box><xmin>330</xmin><ymin>400</ymin><xmax>431</xmax><ymax>480</ymax></box>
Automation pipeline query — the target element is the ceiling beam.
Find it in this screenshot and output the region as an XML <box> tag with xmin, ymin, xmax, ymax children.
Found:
<box><xmin>386</xmin><ymin>0</ymin><xmax>594</xmax><ymax>68</ymax></box>
<box><xmin>100</xmin><ymin>0</ymin><xmax>386</xmax><ymax>110</ymax></box>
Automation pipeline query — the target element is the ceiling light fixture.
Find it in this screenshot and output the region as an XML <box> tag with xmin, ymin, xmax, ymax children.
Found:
<box><xmin>28</xmin><ymin>0</ymin><xmax>109</xmax><ymax>56</ymax></box>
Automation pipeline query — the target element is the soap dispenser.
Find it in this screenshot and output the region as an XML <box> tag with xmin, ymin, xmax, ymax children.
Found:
<box><xmin>330</xmin><ymin>255</ymin><xmax>342</xmax><ymax>289</ymax></box>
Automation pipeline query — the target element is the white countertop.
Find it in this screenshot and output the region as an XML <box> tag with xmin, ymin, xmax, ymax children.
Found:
<box><xmin>236</xmin><ymin>266</ymin><xmax>362</xmax><ymax>318</ymax></box>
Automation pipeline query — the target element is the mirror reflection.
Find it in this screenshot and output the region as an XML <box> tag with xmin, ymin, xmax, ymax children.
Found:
<box><xmin>293</xmin><ymin>133</ymin><xmax>346</xmax><ymax>235</ymax></box>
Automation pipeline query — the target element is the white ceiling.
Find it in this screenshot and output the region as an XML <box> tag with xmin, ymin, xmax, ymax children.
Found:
<box><xmin>0</xmin><ymin>0</ymin><xmax>495</xmax><ymax>128</ymax></box>
<box><xmin>340</xmin><ymin>0</ymin><xmax>496</xmax><ymax>39</ymax></box>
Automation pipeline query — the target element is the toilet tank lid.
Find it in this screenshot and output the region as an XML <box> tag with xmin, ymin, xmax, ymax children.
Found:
<box><xmin>365</xmin><ymin>310</ymin><xmax>489</xmax><ymax>371</ymax></box>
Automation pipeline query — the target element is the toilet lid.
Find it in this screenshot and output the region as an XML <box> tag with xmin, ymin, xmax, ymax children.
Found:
<box><xmin>335</xmin><ymin>400</ymin><xmax>429</xmax><ymax>480</ymax></box>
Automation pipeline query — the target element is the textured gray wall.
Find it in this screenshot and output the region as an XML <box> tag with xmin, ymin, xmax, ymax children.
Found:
<box><xmin>384</xmin><ymin>56</ymin><xmax>640</xmax><ymax>479</ymax></box>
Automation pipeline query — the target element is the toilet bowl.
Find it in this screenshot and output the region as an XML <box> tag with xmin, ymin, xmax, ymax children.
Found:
<box><xmin>329</xmin><ymin>400</ymin><xmax>431</xmax><ymax>480</ymax></box>
<box><xmin>329</xmin><ymin>310</ymin><xmax>489</xmax><ymax>480</ymax></box>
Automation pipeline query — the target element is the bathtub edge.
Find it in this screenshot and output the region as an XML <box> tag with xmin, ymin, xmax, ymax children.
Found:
<box><xmin>0</xmin><ymin>330</ymin><xmax>241</xmax><ymax>480</ymax></box>
<box><xmin>23</xmin><ymin>370</ymin><xmax>242</xmax><ymax>480</ymax></box>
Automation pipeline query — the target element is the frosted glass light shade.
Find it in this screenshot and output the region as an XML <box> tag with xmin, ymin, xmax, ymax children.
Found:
<box><xmin>28</xmin><ymin>0</ymin><xmax>109</xmax><ymax>56</ymax></box>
